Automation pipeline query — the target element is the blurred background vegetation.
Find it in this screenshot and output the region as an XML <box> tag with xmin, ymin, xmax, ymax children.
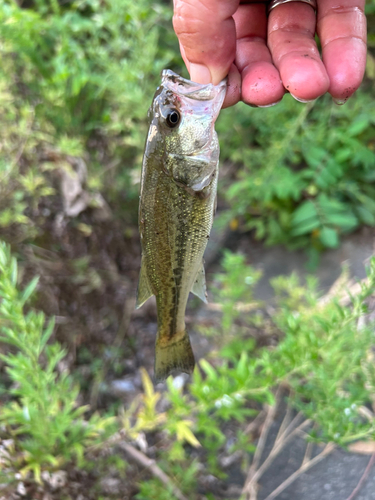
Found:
<box><xmin>1</xmin><ymin>0</ymin><xmax>375</xmax><ymax>499</ymax></box>
<box><xmin>1</xmin><ymin>0</ymin><xmax>375</xmax><ymax>252</ymax></box>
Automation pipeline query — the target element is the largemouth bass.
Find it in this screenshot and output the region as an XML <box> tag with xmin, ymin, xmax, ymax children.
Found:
<box><xmin>137</xmin><ymin>70</ymin><xmax>226</xmax><ymax>382</ymax></box>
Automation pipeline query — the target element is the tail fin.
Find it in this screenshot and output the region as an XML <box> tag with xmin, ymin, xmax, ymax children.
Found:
<box><xmin>154</xmin><ymin>332</ymin><xmax>195</xmax><ymax>383</ymax></box>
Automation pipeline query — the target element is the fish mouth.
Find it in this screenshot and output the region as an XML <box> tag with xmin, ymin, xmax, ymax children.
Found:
<box><xmin>161</xmin><ymin>69</ymin><xmax>226</xmax><ymax>102</ymax></box>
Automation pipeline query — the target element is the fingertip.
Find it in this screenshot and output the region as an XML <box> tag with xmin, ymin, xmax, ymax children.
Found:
<box><xmin>174</xmin><ymin>1</ymin><xmax>237</xmax><ymax>86</ymax></box>
<box><xmin>289</xmin><ymin>93</ymin><xmax>316</xmax><ymax>103</ymax></box>
<box><xmin>189</xmin><ymin>63</ymin><xmax>212</xmax><ymax>84</ymax></box>
<box><xmin>241</xmin><ymin>61</ymin><xmax>285</xmax><ymax>107</ymax></box>
<box><xmin>188</xmin><ymin>62</ymin><xmax>231</xmax><ymax>86</ymax></box>
<box><xmin>210</xmin><ymin>67</ymin><xmax>231</xmax><ymax>86</ymax></box>
<box><xmin>280</xmin><ymin>56</ymin><xmax>330</xmax><ymax>101</ymax></box>
<box><xmin>323</xmin><ymin>38</ymin><xmax>366</xmax><ymax>102</ymax></box>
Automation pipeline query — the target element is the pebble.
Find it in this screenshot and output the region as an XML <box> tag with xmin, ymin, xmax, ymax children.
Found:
<box><xmin>110</xmin><ymin>378</ymin><xmax>136</xmax><ymax>394</ymax></box>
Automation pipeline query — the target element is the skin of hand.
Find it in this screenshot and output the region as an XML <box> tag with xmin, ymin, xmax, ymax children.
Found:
<box><xmin>173</xmin><ymin>0</ymin><xmax>367</xmax><ymax>108</ymax></box>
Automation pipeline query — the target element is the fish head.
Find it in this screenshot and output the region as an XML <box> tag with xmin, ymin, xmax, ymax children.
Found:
<box><xmin>148</xmin><ymin>70</ymin><xmax>227</xmax><ymax>157</ymax></box>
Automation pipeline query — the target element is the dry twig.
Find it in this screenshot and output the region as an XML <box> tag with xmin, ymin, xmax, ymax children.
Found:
<box><xmin>301</xmin><ymin>435</ymin><xmax>315</xmax><ymax>466</ymax></box>
<box><xmin>120</xmin><ymin>442</ymin><xmax>188</xmax><ymax>500</ymax></box>
<box><xmin>242</xmin><ymin>391</ymin><xmax>312</xmax><ymax>500</ymax></box>
<box><xmin>242</xmin><ymin>388</ymin><xmax>282</xmax><ymax>499</ymax></box>
<box><xmin>263</xmin><ymin>442</ymin><xmax>335</xmax><ymax>500</ymax></box>
<box><xmin>275</xmin><ymin>411</ymin><xmax>304</xmax><ymax>445</ymax></box>
<box><xmin>274</xmin><ymin>399</ymin><xmax>293</xmax><ymax>443</ymax></box>
<box><xmin>344</xmin><ymin>452</ymin><xmax>375</xmax><ymax>500</ymax></box>
<box><xmin>246</xmin><ymin>419</ymin><xmax>311</xmax><ymax>496</ymax></box>
<box><xmin>245</xmin><ymin>409</ymin><xmax>267</xmax><ymax>436</ymax></box>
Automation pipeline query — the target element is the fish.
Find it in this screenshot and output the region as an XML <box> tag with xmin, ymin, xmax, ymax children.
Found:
<box><xmin>136</xmin><ymin>70</ymin><xmax>226</xmax><ymax>382</ymax></box>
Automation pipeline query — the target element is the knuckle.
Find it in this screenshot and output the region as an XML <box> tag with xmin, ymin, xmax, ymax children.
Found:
<box><xmin>173</xmin><ymin>5</ymin><xmax>208</xmax><ymax>44</ymax></box>
<box><xmin>173</xmin><ymin>15</ymin><xmax>202</xmax><ymax>41</ymax></box>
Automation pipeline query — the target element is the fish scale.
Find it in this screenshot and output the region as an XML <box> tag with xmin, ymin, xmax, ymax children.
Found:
<box><xmin>136</xmin><ymin>70</ymin><xmax>226</xmax><ymax>382</ymax></box>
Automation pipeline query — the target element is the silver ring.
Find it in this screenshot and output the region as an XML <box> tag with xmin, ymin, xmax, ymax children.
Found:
<box><xmin>268</xmin><ymin>0</ymin><xmax>317</xmax><ymax>14</ymax></box>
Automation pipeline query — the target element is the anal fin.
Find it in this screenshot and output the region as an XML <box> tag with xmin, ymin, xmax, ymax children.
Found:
<box><xmin>191</xmin><ymin>261</ymin><xmax>208</xmax><ymax>304</ymax></box>
<box><xmin>136</xmin><ymin>258</ymin><xmax>153</xmax><ymax>309</ymax></box>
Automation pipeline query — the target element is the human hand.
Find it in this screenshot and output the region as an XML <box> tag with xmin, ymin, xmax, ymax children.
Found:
<box><xmin>173</xmin><ymin>0</ymin><xmax>367</xmax><ymax>108</ymax></box>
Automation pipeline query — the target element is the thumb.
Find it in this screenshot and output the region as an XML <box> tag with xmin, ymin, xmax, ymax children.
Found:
<box><xmin>173</xmin><ymin>0</ymin><xmax>239</xmax><ymax>85</ymax></box>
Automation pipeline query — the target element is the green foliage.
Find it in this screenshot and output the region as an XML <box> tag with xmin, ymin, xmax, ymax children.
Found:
<box><xmin>218</xmin><ymin>89</ymin><xmax>375</xmax><ymax>250</ymax></box>
<box><xmin>1</xmin><ymin>0</ymin><xmax>375</xmax><ymax>496</ymax></box>
<box><xmin>2</xmin><ymin>0</ymin><xmax>374</xmax><ymax>248</ymax></box>
<box><xmin>0</xmin><ymin>88</ymin><xmax>54</xmax><ymax>237</ymax></box>
<box><xmin>1</xmin><ymin>242</ymin><xmax>375</xmax><ymax>497</ymax></box>
<box><xmin>1</xmin><ymin>0</ymin><xmax>375</xmax><ymax>248</ymax></box>
<box><xmin>0</xmin><ymin>242</ymin><xmax>114</xmax><ymax>483</ymax></box>
<box><xmin>135</xmin><ymin>461</ymin><xmax>199</xmax><ymax>500</ymax></box>
<box><xmin>210</xmin><ymin>252</ymin><xmax>375</xmax><ymax>446</ymax></box>
<box><xmin>214</xmin><ymin>250</ymin><xmax>262</xmax><ymax>333</ymax></box>
<box><xmin>0</xmin><ymin>0</ymin><xmax>174</xmax><ymax>136</ymax></box>
<box><xmin>268</xmin><ymin>273</ymin><xmax>375</xmax><ymax>443</ymax></box>
<box><xmin>0</xmin><ymin>0</ymin><xmax>180</xmax><ymax>230</ymax></box>
<box><xmin>126</xmin><ymin>250</ymin><xmax>375</xmax><ymax>495</ymax></box>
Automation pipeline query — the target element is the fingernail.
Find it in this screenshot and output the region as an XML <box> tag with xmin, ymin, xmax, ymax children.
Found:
<box><xmin>333</xmin><ymin>98</ymin><xmax>347</xmax><ymax>105</ymax></box>
<box><xmin>290</xmin><ymin>93</ymin><xmax>316</xmax><ymax>103</ymax></box>
<box><xmin>258</xmin><ymin>99</ymin><xmax>283</xmax><ymax>108</ymax></box>
<box><xmin>189</xmin><ymin>63</ymin><xmax>212</xmax><ymax>84</ymax></box>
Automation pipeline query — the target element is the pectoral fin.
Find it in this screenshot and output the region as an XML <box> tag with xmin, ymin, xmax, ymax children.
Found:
<box><xmin>191</xmin><ymin>262</ymin><xmax>208</xmax><ymax>303</ymax></box>
<box><xmin>136</xmin><ymin>259</ymin><xmax>153</xmax><ymax>309</ymax></box>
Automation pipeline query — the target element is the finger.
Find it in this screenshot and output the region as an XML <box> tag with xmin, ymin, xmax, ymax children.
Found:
<box><xmin>317</xmin><ymin>0</ymin><xmax>367</xmax><ymax>102</ymax></box>
<box><xmin>180</xmin><ymin>42</ymin><xmax>240</xmax><ymax>107</ymax></box>
<box><xmin>173</xmin><ymin>0</ymin><xmax>239</xmax><ymax>85</ymax></box>
<box><xmin>222</xmin><ymin>64</ymin><xmax>241</xmax><ymax>108</ymax></box>
<box><xmin>268</xmin><ymin>3</ymin><xmax>330</xmax><ymax>101</ymax></box>
<box><xmin>234</xmin><ymin>3</ymin><xmax>285</xmax><ymax>106</ymax></box>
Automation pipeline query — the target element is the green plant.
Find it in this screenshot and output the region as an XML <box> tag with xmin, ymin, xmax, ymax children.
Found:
<box><xmin>0</xmin><ymin>0</ymin><xmax>180</xmax><ymax>224</ymax></box>
<box><xmin>268</xmin><ymin>268</ymin><xmax>375</xmax><ymax>444</ymax></box>
<box><xmin>127</xmin><ymin>251</ymin><xmax>375</xmax><ymax>496</ymax></box>
<box><xmin>217</xmin><ymin>87</ymin><xmax>375</xmax><ymax>252</ymax></box>
<box><xmin>1</xmin><ymin>242</ymin><xmax>375</xmax><ymax>498</ymax></box>
<box><xmin>1</xmin><ymin>0</ymin><xmax>375</xmax><ymax>496</ymax></box>
<box><xmin>214</xmin><ymin>250</ymin><xmax>262</xmax><ymax>334</ymax></box>
<box><xmin>0</xmin><ymin>242</ymin><xmax>114</xmax><ymax>483</ymax></box>
<box><xmin>2</xmin><ymin>0</ymin><xmax>375</xmax><ymax>251</ymax></box>
<box><xmin>0</xmin><ymin>82</ymin><xmax>55</xmax><ymax>239</ymax></box>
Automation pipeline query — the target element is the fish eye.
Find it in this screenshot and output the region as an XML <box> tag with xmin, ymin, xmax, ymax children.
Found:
<box><xmin>165</xmin><ymin>109</ymin><xmax>181</xmax><ymax>128</ymax></box>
